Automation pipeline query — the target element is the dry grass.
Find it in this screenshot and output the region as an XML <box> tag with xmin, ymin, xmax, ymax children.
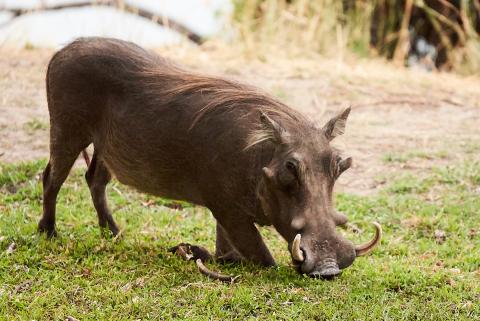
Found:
<box><xmin>230</xmin><ymin>0</ymin><xmax>480</xmax><ymax>74</ymax></box>
<box><xmin>231</xmin><ymin>0</ymin><xmax>372</xmax><ymax>59</ymax></box>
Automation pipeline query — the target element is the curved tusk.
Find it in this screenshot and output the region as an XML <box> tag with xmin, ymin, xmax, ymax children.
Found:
<box><xmin>355</xmin><ymin>222</ymin><xmax>382</xmax><ymax>257</ymax></box>
<box><xmin>292</xmin><ymin>234</ymin><xmax>305</xmax><ymax>261</ymax></box>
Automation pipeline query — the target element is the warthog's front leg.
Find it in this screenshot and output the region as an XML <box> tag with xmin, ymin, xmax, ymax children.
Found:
<box><xmin>212</xmin><ymin>209</ymin><xmax>276</xmax><ymax>267</ymax></box>
<box><xmin>168</xmin><ymin>208</ymin><xmax>275</xmax><ymax>282</ymax></box>
<box><xmin>215</xmin><ymin>223</ymin><xmax>243</xmax><ymax>263</ymax></box>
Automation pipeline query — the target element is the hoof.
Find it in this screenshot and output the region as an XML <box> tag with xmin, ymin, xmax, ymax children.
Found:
<box><xmin>38</xmin><ymin>221</ymin><xmax>57</xmax><ymax>238</ymax></box>
<box><xmin>99</xmin><ymin>219</ymin><xmax>120</xmax><ymax>237</ymax></box>
<box><xmin>100</xmin><ymin>226</ymin><xmax>121</xmax><ymax>238</ymax></box>
<box><xmin>109</xmin><ymin>225</ymin><xmax>120</xmax><ymax>237</ymax></box>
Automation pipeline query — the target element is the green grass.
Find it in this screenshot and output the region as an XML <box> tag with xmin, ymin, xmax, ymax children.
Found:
<box><xmin>383</xmin><ymin>150</ymin><xmax>449</xmax><ymax>163</ymax></box>
<box><xmin>0</xmin><ymin>160</ymin><xmax>479</xmax><ymax>320</ymax></box>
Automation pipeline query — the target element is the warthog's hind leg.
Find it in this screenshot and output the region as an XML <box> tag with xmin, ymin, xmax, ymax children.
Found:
<box><xmin>85</xmin><ymin>151</ymin><xmax>119</xmax><ymax>236</ymax></box>
<box><xmin>39</xmin><ymin>148</ymin><xmax>82</xmax><ymax>237</ymax></box>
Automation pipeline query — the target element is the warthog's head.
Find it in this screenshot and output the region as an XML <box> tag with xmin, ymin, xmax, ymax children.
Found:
<box><xmin>255</xmin><ymin>107</ymin><xmax>381</xmax><ymax>279</ymax></box>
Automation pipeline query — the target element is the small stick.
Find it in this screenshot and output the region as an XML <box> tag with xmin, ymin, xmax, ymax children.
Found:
<box><xmin>195</xmin><ymin>259</ymin><xmax>239</xmax><ymax>284</ymax></box>
<box><xmin>170</xmin><ymin>244</ymin><xmax>238</xmax><ymax>283</ymax></box>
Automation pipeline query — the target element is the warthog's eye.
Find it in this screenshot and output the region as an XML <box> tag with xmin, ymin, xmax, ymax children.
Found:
<box><xmin>286</xmin><ymin>160</ymin><xmax>297</xmax><ymax>174</ymax></box>
<box><xmin>278</xmin><ymin>159</ymin><xmax>300</xmax><ymax>192</ymax></box>
<box><xmin>285</xmin><ymin>159</ymin><xmax>302</xmax><ymax>180</ymax></box>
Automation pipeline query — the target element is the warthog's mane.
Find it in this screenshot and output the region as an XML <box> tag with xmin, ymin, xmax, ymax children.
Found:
<box><xmin>136</xmin><ymin>64</ymin><xmax>309</xmax><ymax>150</ymax></box>
<box><xmin>68</xmin><ymin>37</ymin><xmax>310</xmax><ymax>150</ymax></box>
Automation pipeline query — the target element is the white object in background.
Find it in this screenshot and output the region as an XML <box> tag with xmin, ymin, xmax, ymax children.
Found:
<box><xmin>127</xmin><ymin>0</ymin><xmax>232</xmax><ymax>38</ymax></box>
<box><xmin>0</xmin><ymin>0</ymin><xmax>233</xmax><ymax>40</ymax></box>
<box><xmin>0</xmin><ymin>11</ymin><xmax>13</xmax><ymax>25</ymax></box>
<box><xmin>1</xmin><ymin>0</ymin><xmax>90</xmax><ymax>10</ymax></box>
<box><xmin>0</xmin><ymin>6</ymin><xmax>184</xmax><ymax>48</ymax></box>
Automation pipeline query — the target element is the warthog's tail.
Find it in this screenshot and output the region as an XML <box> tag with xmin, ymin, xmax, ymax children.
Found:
<box><xmin>81</xmin><ymin>150</ymin><xmax>91</xmax><ymax>167</ymax></box>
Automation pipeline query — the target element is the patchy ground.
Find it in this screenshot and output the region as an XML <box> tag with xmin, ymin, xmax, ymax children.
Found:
<box><xmin>0</xmin><ymin>44</ymin><xmax>479</xmax><ymax>195</ymax></box>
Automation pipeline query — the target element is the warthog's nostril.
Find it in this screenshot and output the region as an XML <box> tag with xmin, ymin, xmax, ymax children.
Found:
<box><xmin>308</xmin><ymin>271</ymin><xmax>322</xmax><ymax>278</ymax></box>
<box><xmin>309</xmin><ymin>259</ymin><xmax>341</xmax><ymax>279</ymax></box>
<box><xmin>308</xmin><ymin>268</ymin><xmax>341</xmax><ymax>280</ymax></box>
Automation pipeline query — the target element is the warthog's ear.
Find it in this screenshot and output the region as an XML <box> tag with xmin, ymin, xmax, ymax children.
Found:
<box><xmin>259</xmin><ymin>111</ymin><xmax>290</xmax><ymax>144</ymax></box>
<box><xmin>338</xmin><ymin>157</ymin><xmax>352</xmax><ymax>175</ymax></box>
<box><xmin>322</xmin><ymin>107</ymin><xmax>351</xmax><ymax>141</ymax></box>
<box><xmin>245</xmin><ymin>111</ymin><xmax>291</xmax><ymax>150</ymax></box>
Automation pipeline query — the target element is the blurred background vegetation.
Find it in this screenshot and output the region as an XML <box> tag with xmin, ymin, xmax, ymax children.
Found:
<box><xmin>232</xmin><ymin>0</ymin><xmax>480</xmax><ymax>74</ymax></box>
<box><xmin>1</xmin><ymin>1</ymin><xmax>479</xmax><ymax>74</ymax></box>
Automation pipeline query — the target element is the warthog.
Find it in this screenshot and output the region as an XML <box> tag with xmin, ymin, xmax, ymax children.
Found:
<box><xmin>39</xmin><ymin>37</ymin><xmax>381</xmax><ymax>279</ymax></box>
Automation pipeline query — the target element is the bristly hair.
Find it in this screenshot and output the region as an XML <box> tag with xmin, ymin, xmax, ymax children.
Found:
<box><xmin>132</xmin><ymin>62</ymin><xmax>308</xmax><ymax>149</ymax></box>
<box><xmin>244</xmin><ymin>127</ymin><xmax>277</xmax><ymax>150</ymax></box>
<box><xmin>61</xmin><ymin>38</ymin><xmax>311</xmax><ymax>153</ymax></box>
<box><xmin>141</xmin><ymin>68</ymin><xmax>304</xmax><ymax>126</ymax></box>
<box><xmin>66</xmin><ymin>38</ymin><xmax>305</xmax><ymax>130</ymax></box>
<box><xmin>81</xmin><ymin>38</ymin><xmax>310</xmax><ymax>150</ymax></box>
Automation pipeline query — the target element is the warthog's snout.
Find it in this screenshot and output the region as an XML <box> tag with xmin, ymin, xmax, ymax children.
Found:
<box><xmin>291</xmin><ymin>222</ymin><xmax>382</xmax><ymax>279</ymax></box>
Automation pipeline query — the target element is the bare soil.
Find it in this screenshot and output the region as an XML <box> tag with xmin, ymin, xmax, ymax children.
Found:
<box><xmin>1</xmin><ymin>43</ymin><xmax>479</xmax><ymax>195</ymax></box>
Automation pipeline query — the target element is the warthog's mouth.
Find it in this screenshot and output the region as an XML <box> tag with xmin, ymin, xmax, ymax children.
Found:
<box><xmin>309</xmin><ymin>258</ymin><xmax>341</xmax><ymax>279</ymax></box>
<box><xmin>291</xmin><ymin>222</ymin><xmax>382</xmax><ymax>279</ymax></box>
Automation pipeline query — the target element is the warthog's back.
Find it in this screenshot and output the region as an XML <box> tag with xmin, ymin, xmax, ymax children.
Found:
<box><xmin>46</xmin><ymin>37</ymin><xmax>301</xmax><ymax>211</ymax></box>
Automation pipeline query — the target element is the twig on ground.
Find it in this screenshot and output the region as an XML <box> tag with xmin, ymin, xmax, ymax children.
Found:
<box><xmin>170</xmin><ymin>243</ymin><xmax>239</xmax><ymax>284</ymax></box>
<box><xmin>196</xmin><ymin>259</ymin><xmax>239</xmax><ymax>284</ymax></box>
